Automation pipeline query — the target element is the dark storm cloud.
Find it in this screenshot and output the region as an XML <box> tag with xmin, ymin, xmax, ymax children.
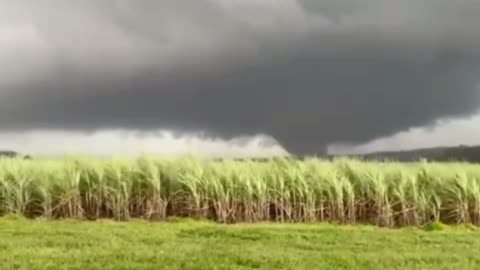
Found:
<box><xmin>1</xmin><ymin>0</ymin><xmax>480</xmax><ymax>154</ymax></box>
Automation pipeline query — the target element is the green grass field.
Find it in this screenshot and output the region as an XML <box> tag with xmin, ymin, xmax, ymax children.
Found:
<box><xmin>3</xmin><ymin>156</ymin><xmax>480</xmax><ymax>269</ymax></box>
<box><xmin>1</xmin><ymin>216</ymin><xmax>480</xmax><ymax>270</ymax></box>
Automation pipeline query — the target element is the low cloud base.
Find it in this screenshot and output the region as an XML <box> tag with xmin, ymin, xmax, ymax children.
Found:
<box><xmin>0</xmin><ymin>129</ymin><xmax>289</xmax><ymax>158</ymax></box>
<box><xmin>329</xmin><ymin>113</ymin><xmax>480</xmax><ymax>155</ymax></box>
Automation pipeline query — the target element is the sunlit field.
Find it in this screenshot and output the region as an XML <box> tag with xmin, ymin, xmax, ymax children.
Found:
<box><xmin>2</xmin><ymin>156</ymin><xmax>480</xmax><ymax>226</ymax></box>
<box><xmin>2</xmin><ymin>216</ymin><xmax>480</xmax><ymax>270</ymax></box>
<box><xmin>3</xmin><ymin>156</ymin><xmax>480</xmax><ymax>269</ymax></box>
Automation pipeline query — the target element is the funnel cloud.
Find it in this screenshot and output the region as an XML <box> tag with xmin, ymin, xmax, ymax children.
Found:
<box><xmin>1</xmin><ymin>0</ymin><xmax>480</xmax><ymax>155</ymax></box>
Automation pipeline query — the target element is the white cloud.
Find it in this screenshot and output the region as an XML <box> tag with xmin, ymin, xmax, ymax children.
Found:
<box><xmin>0</xmin><ymin>129</ymin><xmax>289</xmax><ymax>158</ymax></box>
<box><xmin>328</xmin><ymin>113</ymin><xmax>480</xmax><ymax>155</ymax></box>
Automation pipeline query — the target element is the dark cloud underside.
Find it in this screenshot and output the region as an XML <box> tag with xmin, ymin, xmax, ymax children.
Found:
<box><xmin>1</xmin><ymin>0</ymin><xmax>480</xmax><ymax>154</ymax></box>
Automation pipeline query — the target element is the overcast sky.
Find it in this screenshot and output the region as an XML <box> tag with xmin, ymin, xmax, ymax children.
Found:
<box><xmin>1</xmin><ymin>0</ymin><xmax>480</xmax><ymax>156</ymax></box>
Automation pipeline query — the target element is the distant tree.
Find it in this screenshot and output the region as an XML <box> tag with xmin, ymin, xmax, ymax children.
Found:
<box><xmin>0</xmin><ymin>151</ymin><xmax>18</xmax><ymax>158</ymax></box>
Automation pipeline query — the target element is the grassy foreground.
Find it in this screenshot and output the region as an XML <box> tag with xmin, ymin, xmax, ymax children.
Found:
<box><xmin>1</xmin><ymin>217</ymin><xmax>480</xmax><ymax>270</ymax></box>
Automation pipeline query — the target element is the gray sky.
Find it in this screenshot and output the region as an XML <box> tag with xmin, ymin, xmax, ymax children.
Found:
<box><xmin>1</xmin><ymin>0</ymin><xmax>480</xmax><ymax>155</ymax></box>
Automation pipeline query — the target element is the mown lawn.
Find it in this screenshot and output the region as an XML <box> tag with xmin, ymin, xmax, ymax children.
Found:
<box><xmin>1</xmin><ymin>217</ymin><xmax>480</xmax><ymax>270</ymax></box>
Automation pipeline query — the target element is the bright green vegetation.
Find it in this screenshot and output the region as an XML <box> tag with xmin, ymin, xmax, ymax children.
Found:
<box><xmin>1</xmin><ymin>217</ymin><xmax>480</xmax><ymax>270</ymax></box>
<box><xmin>2</xmin><ymin>156</ymin><xmax>480</xmax><ymax>226</ymax></box>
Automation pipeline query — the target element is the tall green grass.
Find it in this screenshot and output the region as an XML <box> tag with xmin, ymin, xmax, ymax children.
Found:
<box><xmin>1</xmin><ymin>156</ymin><xmax>480</xmax><ymax>227</ymax></box>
